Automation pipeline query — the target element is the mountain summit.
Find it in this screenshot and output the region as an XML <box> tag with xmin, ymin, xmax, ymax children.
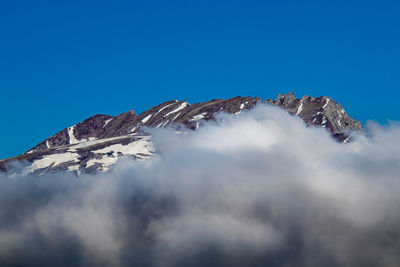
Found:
<box><xmin>0</xmin><ymin>93</ymin><xmax>362</xmax><ymax>175</ymax></box>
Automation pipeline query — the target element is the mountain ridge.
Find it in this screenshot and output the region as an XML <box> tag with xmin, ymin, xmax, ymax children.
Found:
<box><xmin>0</xmin><ymin>92</ymin><xmax>362</xmax><ymax>175</ymax></box>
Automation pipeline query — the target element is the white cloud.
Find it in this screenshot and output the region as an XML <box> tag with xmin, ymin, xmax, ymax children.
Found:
<box><xmin>1</xmin><ymin>104</ymin><xmax>400</xmax><ymax>266</ymax></box>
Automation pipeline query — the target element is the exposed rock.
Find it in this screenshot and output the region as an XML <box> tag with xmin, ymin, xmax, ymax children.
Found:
<box><xmin>267</xmin><ymin>92</ymin><xmax>362</xmax><ymax>139</ymax></box>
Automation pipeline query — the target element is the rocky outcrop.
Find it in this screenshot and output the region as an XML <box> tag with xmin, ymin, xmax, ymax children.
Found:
<box><xmin>267</xmin><ymin>92</ymin><xmax>362</xmax><ymax>141</ymax></box>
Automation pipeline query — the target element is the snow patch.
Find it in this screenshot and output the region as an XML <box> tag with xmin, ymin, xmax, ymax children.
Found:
<box><xmin>92</xmin><ymin>137</ymin><xmax>153</xmax><ymax>155</ymax></box>
<box><xmin>296</xmin><ymin>100</ymin><xmax>304</xmax><ymax>115</ymax></box>
<box><xmin>25</xmin><ymin>152</ymin><xmax>80</xmax><ymax>174</ymax></box>
<box><xmin>171</xmin><ymin>112</ymin><xmax>181</xmax><ymax>122</ymax></box>
<box><xmin>161</xmin><ymin>120</ymin><xmax>170</xmax><ymax>128</ymax></box>
<box><xmin>190</xmin><ymin>112</ymin><xmax>207</xmax><ymax>121</ymax></box>
<box><xmin>68</xmin><ymin>134</ymin><xmax>141</xmax><ymax>152</ymax></box>
<box><xmin>164</xmin><ymin>102</ymin><xmax>188</xmax><ymax>117</ymax></box>
<box><xmin>323</xmin><ymin>98</ymin><xmax>330</xmax><ymax>109</ymax></box>
<box><xmin>240</xmin><ymin>103</ymin><xmax>245</xmax><ymax>109</ymax></box>
<box><xmin>141</xmin><ymin>114</ymin><xmax>152</xmax><ymax>123</ymax></box>
<box><xmin>104</xmin><ymin>118</ymin><xmax>113</xmax><ymax>127</ymax></box>
<box><xmin>155</xmin><ymin>102</ymin><xmax>177</xmax><ymax>115</ymax></box>
<box><xmin>86</xmin><ymin>156</ymin><xmax>119</xmax><ymax>171</ymax></box>
<box><xmin>68</xmin><ymin>126</ymin><xmax>80</xmax><ymax>145</ymax></box>
<box><xmin>87</xmin><ymin>137</ymin><xmax>154</xmax><ymax>171</ymax></box>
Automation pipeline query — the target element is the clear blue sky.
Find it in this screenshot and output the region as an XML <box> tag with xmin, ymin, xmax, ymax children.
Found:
<box><xmin>1</xmin><ymin>0</ymin><xmax>399</xmax><ymax>158</ymax></box>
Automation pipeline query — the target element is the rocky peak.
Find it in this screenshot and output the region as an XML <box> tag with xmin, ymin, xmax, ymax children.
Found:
<box><xmin>267</xmin><ymin>92</ymin><xmax>362</xmax><ymax>141</ymax></box>
<box><xmin>27</xmin><ymin>93</ymin><xmax>361</xmax><ymax>155</ymax></box>
<box><xmin>0</xmin><ymin>93</ymin><xmax>363</xmax><ymax>175</ymax></box>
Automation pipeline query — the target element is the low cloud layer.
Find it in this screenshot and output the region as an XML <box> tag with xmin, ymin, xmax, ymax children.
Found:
<box><xmin>1</xmin><ymin>104</ymin><xmax>400</xmax><ymax>266</ymax></box>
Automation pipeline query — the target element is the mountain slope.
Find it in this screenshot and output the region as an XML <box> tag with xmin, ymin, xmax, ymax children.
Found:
<box><xmin>0</xmin><ymin>93</ymin><xmax>362</xmax><ymax>175</ymax></box>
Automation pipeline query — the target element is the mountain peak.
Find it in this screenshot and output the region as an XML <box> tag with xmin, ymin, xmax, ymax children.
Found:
<box><xmin>267</xmin><ymin>93</ymin><xmax>361</xmax><ymax>140</ymax></box>
<box><xmin>1</xmin><ymin>93</ymin><xmax>362</xmax><ymax>175</ymax></box>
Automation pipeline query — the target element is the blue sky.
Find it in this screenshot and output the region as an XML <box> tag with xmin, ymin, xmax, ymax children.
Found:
<box><xmin>1</xmin><ymin>0</ymin><xmax>399</xmax><ymax>158</ymax></box>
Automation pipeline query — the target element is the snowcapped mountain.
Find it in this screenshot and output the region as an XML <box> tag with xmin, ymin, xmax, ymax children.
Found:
<box><xmin>0</xmin><ymin>93</ymin><xmax>362</xmax><ymax>175</ymax></box>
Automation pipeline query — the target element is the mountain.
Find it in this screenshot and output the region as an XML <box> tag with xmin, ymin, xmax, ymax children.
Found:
<box><xmin>0</xmin><ymin>92</ymin><xmax>362</xmax><ymax>175</ymax></box>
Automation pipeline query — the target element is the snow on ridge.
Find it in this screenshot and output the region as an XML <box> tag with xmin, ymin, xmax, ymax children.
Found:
<box><xmin>323</xmin><ymin>98</ymin><xmax>331</xmax><ymax>109</ymax></box>
<box><xmin>68</xmin><ymin>133</ymin><xmax>142</xmax><ymax>152</ymax></box>
<box><xmin>190</xmin><ymin>112</ymin><xmax>206</xmax><ymax>121</ymax></box>
<box><xmin>240</xmin><ymin>103</ymin><xmax>245</xmax><ymax>109</ymax></box>
<box><xmin>155</xmin><ymin>102</ymin><xmax>177</xmax><ymax>115</ymax></box>
<box><xmin>164</xmin><ymin>102</ymin><xmax>189</xmax><ymax>117</ymax></box>
<box><xmin>24</xmin><ymin>152</ymin><xmax>80</xmax><ymax>175</ymax></box>
<box><xmin>156</xmin><ymin>120</ymin><xmax>170</xmax><ymax>128</ymax></box>
<box><xmin>296</xmin><ymin>100</ymin><xmax>304</xmax><ymax>115</ymax></box>
<box><xmin>68</xmin><ymin>126</ymin><xmax>80</xmax><ymax>144</ymax></box>
<box><xmin>87</xmin><ymin>137</ymin><xmax>154</xmax><ymax>170</ymax></box>
<box><xmin>25</xmin><ymin>135</ymin><xmax>153</xmax><ymax>174</ymax></box>
<box><xmin>86</xmin><ymin>156</ymin><xmax>119</xmax><ymax>171</ymax></box>
<box><xmin>142</xmin><ymin>114</ymin><xmax>152</xmax><ymax>123</ymax></box>
<box><xmin>171</xmin><ymin>112</ymin><xmax>181</xmax><ymax>122</ymax></box>
<box><xmin>104</xmin><ymin>118</ymin><xmax>113</xmax><ymax>127</ymax></box>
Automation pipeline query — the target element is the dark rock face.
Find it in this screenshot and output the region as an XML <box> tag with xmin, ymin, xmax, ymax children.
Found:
<box><xmin>0</xmin><ymin>93</ymin><xmax>362</xmax><ymax>174</ymax></box>
<box><xmin>73</xmin><ymin>114</ymin><xmax>114</xmax><ymax>140</ymax></box>
<box><xmin>267</xmin><ymin>92</ymin><xmax>362</xmax><ymax>141</ymax></box>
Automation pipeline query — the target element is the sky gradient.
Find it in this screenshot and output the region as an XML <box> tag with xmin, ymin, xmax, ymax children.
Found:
<box><xmin>1</xmin><ymin>0</ymin><xmax>399</xmax><ymax>158</ymax></box>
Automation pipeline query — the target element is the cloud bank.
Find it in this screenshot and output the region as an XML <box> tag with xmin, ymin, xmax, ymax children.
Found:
<box><xmin>1</xmin><ymin>104</ymin><xmax>400</xmax><ymax>266</ymax></box>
